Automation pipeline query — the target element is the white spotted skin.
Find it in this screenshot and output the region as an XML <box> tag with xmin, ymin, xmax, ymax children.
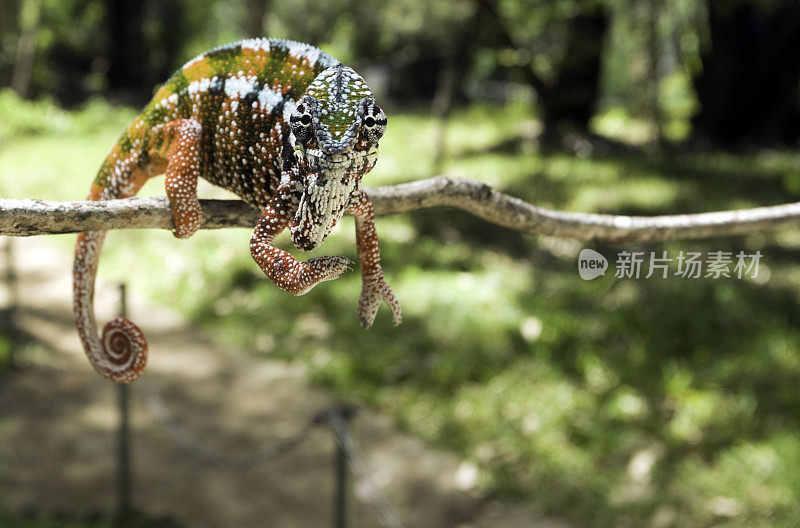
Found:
<box><xmin>74</xmin><ymin>39</ymin><xmax>401</xmax><ymax>383</ymax></box>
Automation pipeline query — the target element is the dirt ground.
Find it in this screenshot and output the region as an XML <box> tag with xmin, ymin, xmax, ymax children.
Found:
<box><xmin>0</xmin><ymin>236</ymin><xmax>569</xmax><ymax>528</ymax></box>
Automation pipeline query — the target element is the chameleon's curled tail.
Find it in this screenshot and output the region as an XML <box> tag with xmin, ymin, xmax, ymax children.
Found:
<box><xmin>74</xmin><ymin>110</ymin><xmax>171</xmax><ymax>382</ymax></box>
<box><xmin>74</xmin><ymin>130</ymin><xmax>152</xmax><ymax>382</ymax></box>
<box><xmin>73</xmin><ymin>230</ymin><xmax>148</xmax><ymax>383</ymax></box>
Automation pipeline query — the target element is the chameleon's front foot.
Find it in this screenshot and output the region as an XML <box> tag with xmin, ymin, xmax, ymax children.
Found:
<box><xmin>250</xmin><ymin>194</ymin><xmax>351</xmax><ymax>295</ymax></box>
<box><xmin>252</xmin><ymin>239</ymin><xmax>350</xmax><ymax>295</ymax></box>
<box><xmin>277</xmin><ymin>255</ymin><xmax>351</xmax><ymax>296</ymax></box>
<box><xmin>359</xmin><ymin>274</ymin><xmax>402</xmax><ymax>328</ymax></box>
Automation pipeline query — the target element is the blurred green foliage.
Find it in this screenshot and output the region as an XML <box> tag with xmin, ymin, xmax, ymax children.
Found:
<box><xmin>2</xmin><ymin>89</ymin><xmax>800</xmax><ymax>527</ymax></box>
<box><xmin>0</xmin><ymin>89</ymin><xmax>136</xmax><ymax>143</ymax></box>
<box><xmin>0</xmin><ymin>0</ymin><xmax>706</xmax><ymax>128</ymax></box>
<box><xmin>0</xmin><ymin>334</ymin><xmax>12</xmax><ymax>369</ymax></box>
<box><xmin>4</xmin><ymin>0</ymin><xmax>798</xmax><ymax>146</ymax></box>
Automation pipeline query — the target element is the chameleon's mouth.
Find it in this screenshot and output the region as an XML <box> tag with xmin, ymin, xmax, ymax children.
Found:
<box><xmin>290</xmin><ymin>145</ymin><xmax>378</xmax><ymax>251</ymax></box>
<box><xmin>294</xmin><ymin>145</ymin><xmax>378</xmax><ymax>170</ymax></box>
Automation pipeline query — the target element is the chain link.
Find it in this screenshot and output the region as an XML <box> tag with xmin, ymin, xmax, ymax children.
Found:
<box><xmin>138</xmin><ymin>380</ymin><xmax>315</xmax><ymax>470</ymax></box>
<box><xmin>326</xmin><ymin>412</ymin><xmax>406</xmax><ymax>528</ymax></box>
<box><xmin>137</xmin><ymin>378</ymin><xmax>406</xmax><ymax>528</ymax></box>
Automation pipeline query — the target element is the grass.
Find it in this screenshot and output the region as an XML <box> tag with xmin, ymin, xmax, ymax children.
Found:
<box><xmin>2</xmin><ymin>88</ymin><xmax>800</xmax><ymax>527</ymax></box>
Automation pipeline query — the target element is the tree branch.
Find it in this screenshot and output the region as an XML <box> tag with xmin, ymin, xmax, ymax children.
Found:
<box><xmin>2</xmin><ymin>176</ymin><xmax>800</xmax><ymax>244</ymax></box>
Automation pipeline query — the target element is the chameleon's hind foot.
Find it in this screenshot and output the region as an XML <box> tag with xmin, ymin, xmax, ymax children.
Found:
<box><xmin>358</xmin><ymin>275</ymin><xmax>402</xmax><ymax>328</ymax></box>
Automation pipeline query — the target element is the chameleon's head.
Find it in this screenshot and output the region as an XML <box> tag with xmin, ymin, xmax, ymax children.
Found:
<box><xmin>288</xmin><ymin>64</ymin><xmax>386</xmax><ymax>251</ymax></box>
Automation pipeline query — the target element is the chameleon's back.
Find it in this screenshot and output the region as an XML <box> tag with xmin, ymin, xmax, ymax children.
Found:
<box><xmin>94</xmin><ymin>38</ymin><xmax>338</xmax><ymax>206</ymax></box>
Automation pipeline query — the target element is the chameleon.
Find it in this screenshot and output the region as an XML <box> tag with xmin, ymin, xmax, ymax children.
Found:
<box><xmin>73</xmin><ymin>38</ymin><xmax>402</xmax><ymax>383</ymax></box>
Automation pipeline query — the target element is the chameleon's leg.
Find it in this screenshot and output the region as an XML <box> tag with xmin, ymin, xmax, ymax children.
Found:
<box><xmin>347</xmin><ymin>190</ymin><xmax>402</xmax><ymax>328</ymax></box>
<box><xmin>163</xmin><ymin>119</ymin><xmax>204</xmax><ymax>239</ymax></box>
<box><xmin>250</xmin><ymin>185</ymin><xmax>350</xmax><ymax>295</ymax></box>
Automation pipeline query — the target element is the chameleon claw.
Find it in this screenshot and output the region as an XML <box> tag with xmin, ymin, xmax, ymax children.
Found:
<box><xmin>358</xmin><ymin>275</ymin><xmax>401</xmax><ymax>328</ymax></box>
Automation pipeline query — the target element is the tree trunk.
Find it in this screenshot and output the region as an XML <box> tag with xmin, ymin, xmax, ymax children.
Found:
<box><xmin>431</xmin><ymin>7</ymin><xmax>480</xmax><ymax>175</ymax></box>
<box><xmin>106</xmin><ymin>0</ymin><xmax>146</xmax><ymax>93</ymax></box>
<box><xmin>479</xmin><ymin>0</ymin><xmax>609</xmax><ymax>148</ymax></box>
<box><xmin>692</xmin><ymin>0</ymin><xmax>800</xmax><ymax>147</ymax></box>
<box><xmin>243</xmin><ymin>0</ymin><xmax>271</xmax><ymax>37</ymax></box>
<box><xmin>149</xmin><ymin>0</ymin><xmax>189</xmax><ymax>86</ymax></box>
<box><xmin>541</xmin><ymin>2</ymin><xmax>609</xmax><ymax>144</ymax></box>
<box><xmin>645</xmin><ymin>0</ymin><xmax>664</xmax><ymax>147</ymax></box>
<box><xmin>10</xmin><ymin>0</ymin><xmax>41</xmax><ymax>98</ymax></box>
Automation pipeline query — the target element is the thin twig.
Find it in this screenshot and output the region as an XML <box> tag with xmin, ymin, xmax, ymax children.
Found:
<box><xmin>1</xmin><ymin>176</ymin><xmax>800</xmax><ymax>243</ymax></box>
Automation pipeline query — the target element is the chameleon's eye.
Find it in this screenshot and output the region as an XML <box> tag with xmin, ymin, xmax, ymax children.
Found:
<box><xmin>362</xmin><ymin>104</ymin><xmax>387</xmax><ymax>143</ymax></box>
<box><xmin>290</xmin><ymin>102</ymin><xmax>314</xmax><ymax>143</ymax></box>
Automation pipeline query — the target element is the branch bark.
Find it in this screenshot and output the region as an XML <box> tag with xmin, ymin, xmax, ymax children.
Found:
<box><xmin>2</xmin><ymin>176</ymin><xmax>800</xmax><ymax>244</ymax></box>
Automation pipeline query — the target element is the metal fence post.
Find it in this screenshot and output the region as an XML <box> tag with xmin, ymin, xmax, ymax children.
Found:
<box><xmin>334</xmin><ymin>420</ymin><xmax>348</xmax><ymax>528</ymax></box>
<box><xmin>116</xmin><ymin>283</ymin><xmax>132</xmax><ymax>526</ymax></box>
<box><xmin>332</xmin><ymin>405</ymin><xmax>357</xmax><ymax>528</ymax></box>
<box><xmin>3</xmin><ymin>238</ymin><xmax>17</xmax><ymax>369</ymax></box>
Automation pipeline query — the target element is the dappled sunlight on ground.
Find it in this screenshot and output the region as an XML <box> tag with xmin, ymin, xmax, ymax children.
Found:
<box><xmin>0</xmin><ymin>237</ymin><xmax>560</xmax><ymax>528</ymax></box>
